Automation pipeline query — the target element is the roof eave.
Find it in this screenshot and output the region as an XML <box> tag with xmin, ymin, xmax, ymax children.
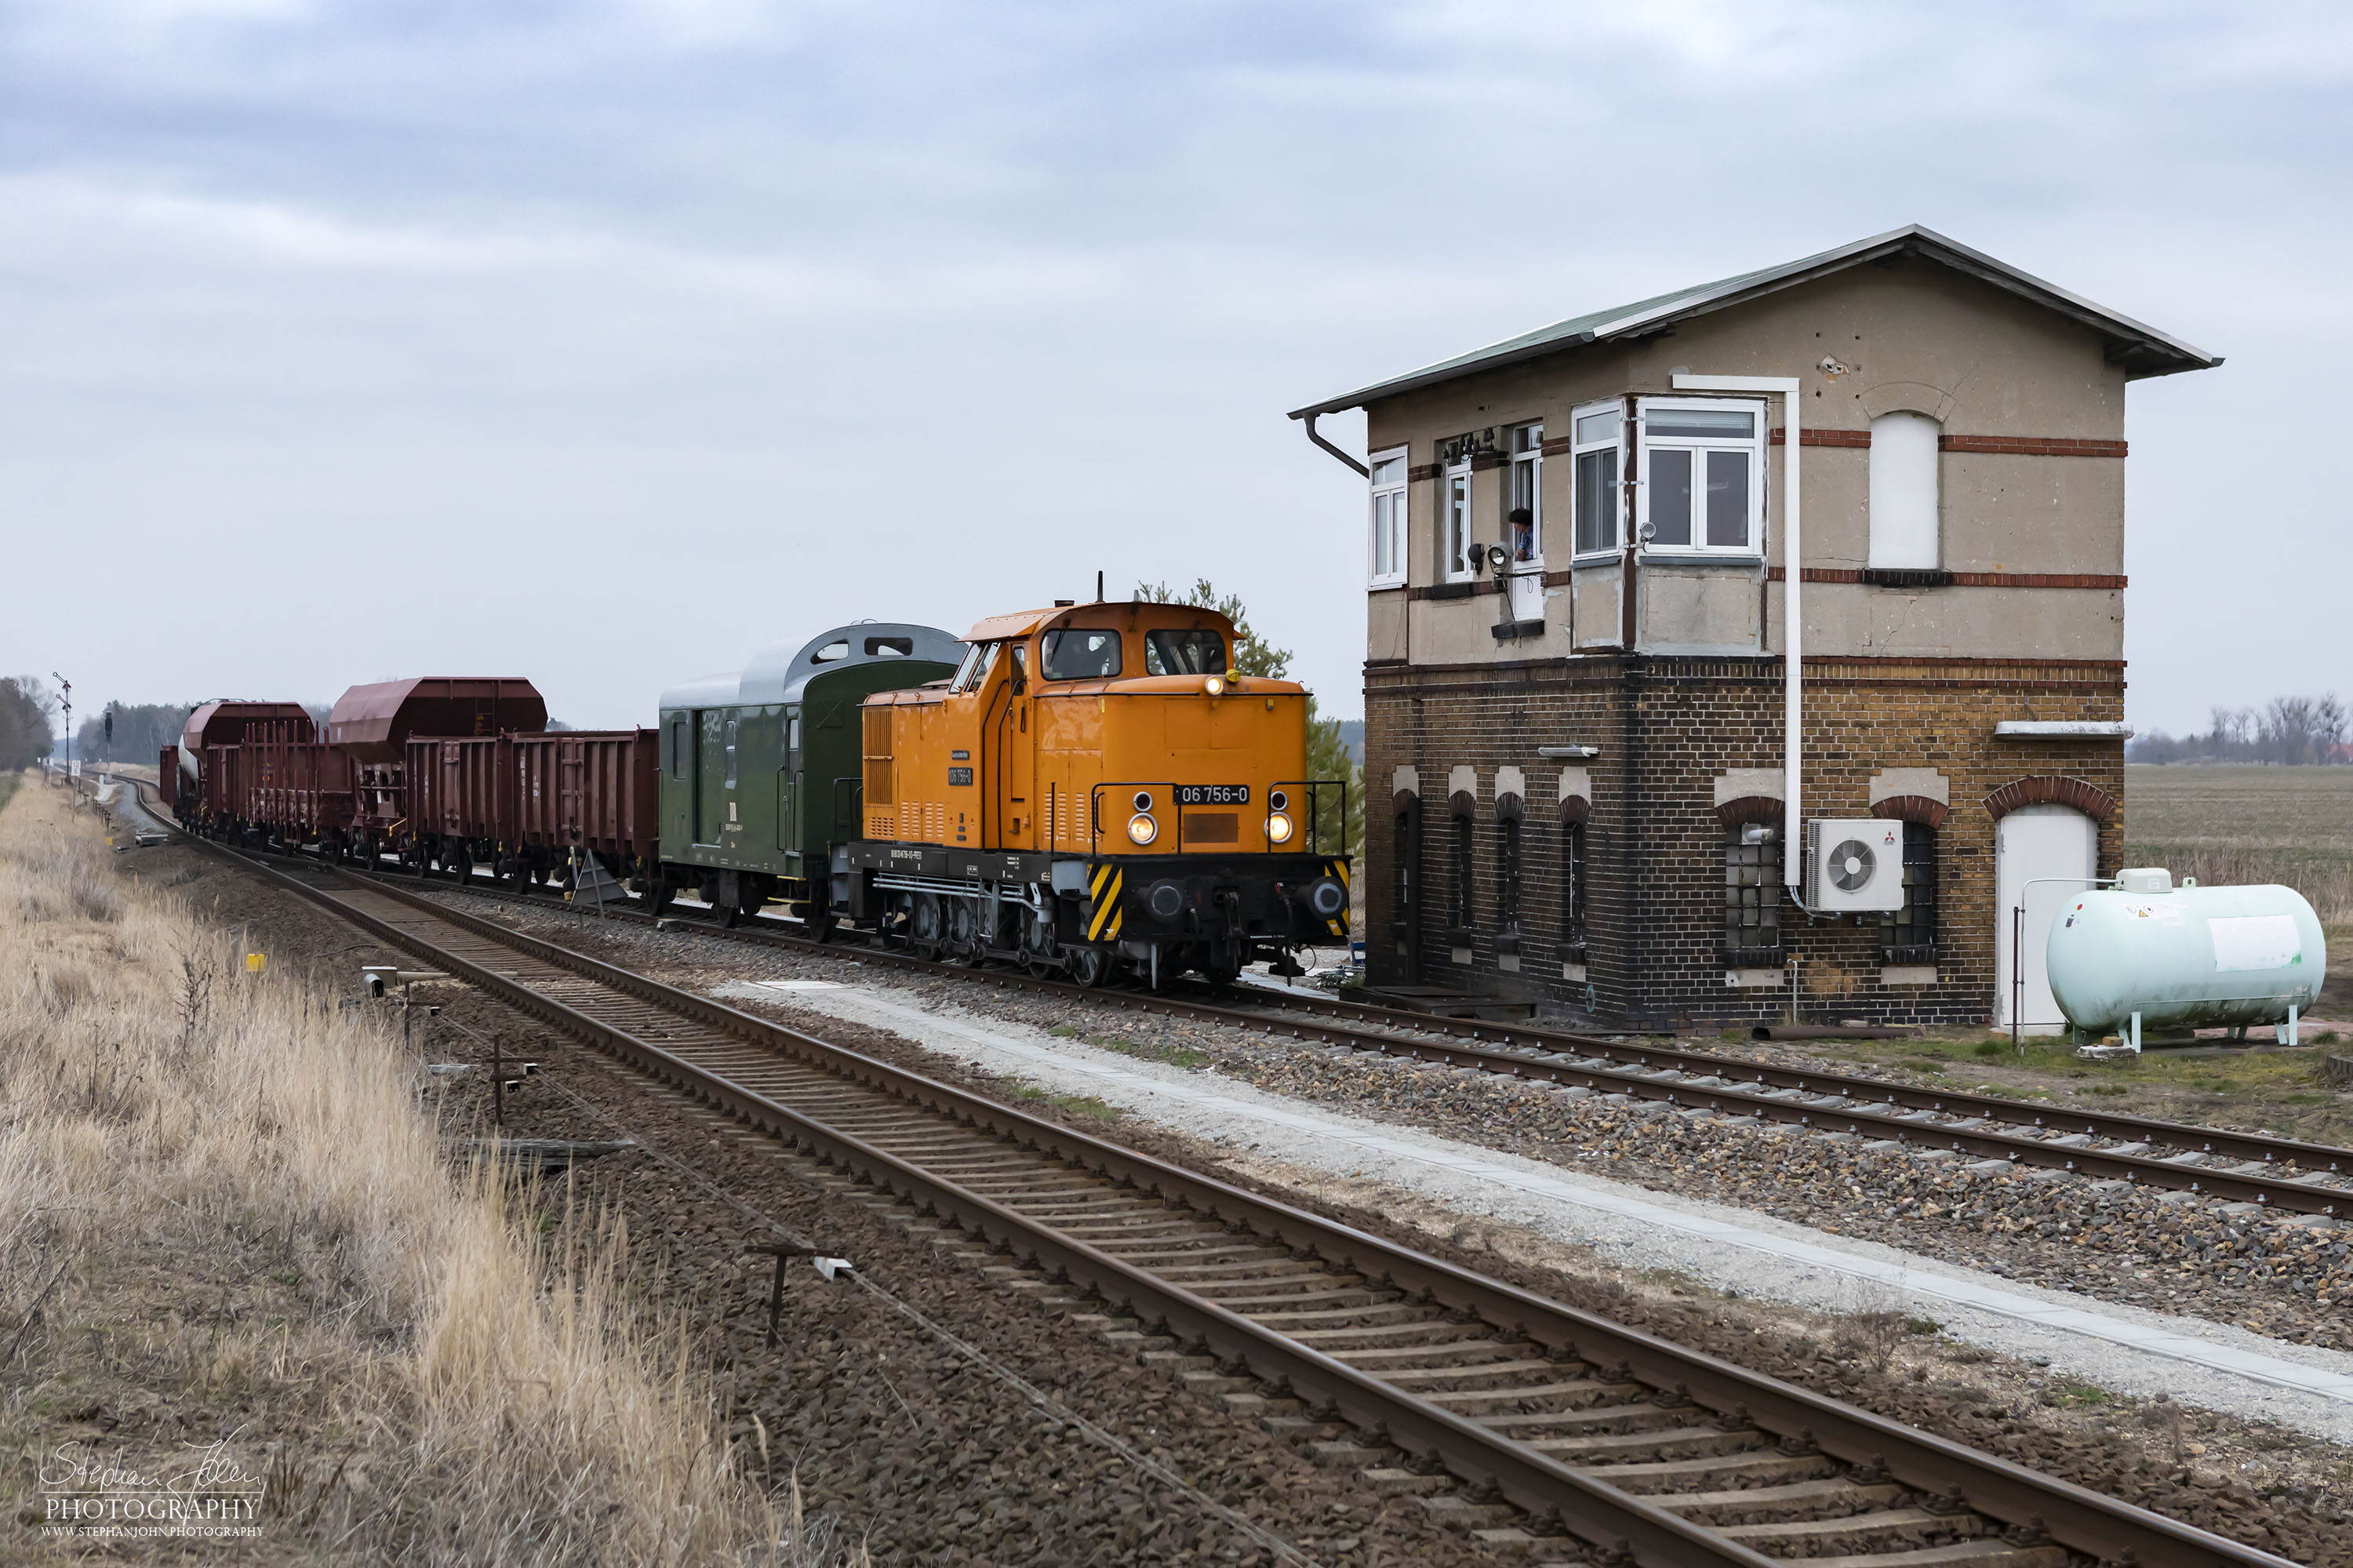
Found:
<box><xmin>1289</xmin><ymin>224</ymin><xmax>2220</xmax><ymax>418</ymax></box>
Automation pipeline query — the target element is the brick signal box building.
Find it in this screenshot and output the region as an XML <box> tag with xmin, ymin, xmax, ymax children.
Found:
<box><xmin>1289</xmin><ymin>227</ymin><xmax>2218</xmax><ymax>1031</ymax></box>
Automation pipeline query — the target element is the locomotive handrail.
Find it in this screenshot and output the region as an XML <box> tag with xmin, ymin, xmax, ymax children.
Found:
<box><xmin>1265</xmin><ymin>777</ymin><xmax>1351</xmax><ymax>859</ymax></box>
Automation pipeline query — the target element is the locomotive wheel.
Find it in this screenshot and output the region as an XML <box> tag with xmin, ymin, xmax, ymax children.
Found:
<box><xmin>1067</xmin><ymin>945</ymin><xmax>1108</xmax><ymax>989</ymax></box>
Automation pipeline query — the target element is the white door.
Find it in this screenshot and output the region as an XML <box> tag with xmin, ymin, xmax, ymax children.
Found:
<box><xmin>1995</xmin><ymin>805</ymin><xmax>2097</xmax><ymax>1034</ymax></box>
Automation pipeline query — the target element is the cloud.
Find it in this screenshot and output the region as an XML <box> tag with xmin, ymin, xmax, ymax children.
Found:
<box><xmin>0</xmin><ymin>2</ymin><xmax>2348</xmax><ymax>731</ymax></box>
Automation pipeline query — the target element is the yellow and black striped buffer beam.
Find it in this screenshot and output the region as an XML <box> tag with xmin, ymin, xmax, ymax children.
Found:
<box><xmin>1086</xmin><ymin>863</ymin><xmax>1124</xmax><ymax>941</ymax></box>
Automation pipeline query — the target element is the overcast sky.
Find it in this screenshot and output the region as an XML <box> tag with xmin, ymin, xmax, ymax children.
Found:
<box><xmin>3</xmin><ymin>2</ymin><xmax>2344</xmax><ymax>736</ymax></box>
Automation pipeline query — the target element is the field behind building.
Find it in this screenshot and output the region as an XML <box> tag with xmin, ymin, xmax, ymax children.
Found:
<box><xmin>2125</xmin><ymin>764</ymin><xmax>2353</xmax><ymax>926</ymax></box>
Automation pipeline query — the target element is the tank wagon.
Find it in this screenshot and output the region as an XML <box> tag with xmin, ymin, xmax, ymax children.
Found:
<box><xmin>836</xmin><ymin>600</ymin><xmax>1352</xmax><ymax>986</ymax></box>
<box><xmin>651</xmin><ymin>624</ymin><xmax>964</xmax><ymax>923</ymax></box>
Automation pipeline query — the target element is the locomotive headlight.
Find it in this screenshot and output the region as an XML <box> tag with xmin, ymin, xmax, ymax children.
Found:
<box><xmin>1126</xmin><ymin>813</ymin><xmax>1158</xmax><ymax>846</ymax></box>
<box><xmin>1265</xmin><ymin>812</ymin><xmax>1294</xmax><ymax>844</ymax></box>
<box><xmin>1203</xmin><ymin>675</ymin><xmax>1224</xmax><ymax>697</ymax></box>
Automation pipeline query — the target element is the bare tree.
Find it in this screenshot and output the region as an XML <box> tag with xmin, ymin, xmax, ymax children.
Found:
<box><xmin>2317</xmin><ymin>693</ymin><xmax>2347</xmax><ymax>762</ymax></box>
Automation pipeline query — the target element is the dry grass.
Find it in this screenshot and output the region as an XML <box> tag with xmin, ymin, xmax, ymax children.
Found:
<box><xmin>0</xmin><ymin>774</ymin><xmax>844</xmax><ymax>1564</ymax></box>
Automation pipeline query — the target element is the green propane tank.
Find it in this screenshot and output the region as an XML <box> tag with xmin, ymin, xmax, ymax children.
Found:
<box><xmin>2046</xmin><ymin>868</ymin><xmax>2326</xmax><ymax>1039</ymax></box>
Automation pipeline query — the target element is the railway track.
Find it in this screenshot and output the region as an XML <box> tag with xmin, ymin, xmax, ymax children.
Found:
<box><xmin>307</xmin><ymin>845</ymin><xmax>2353</xmax><ymax>1221</ymax></box>
<box><xmin>173</xmin><ymin>822</ymin><xmax>2293</xmax><ymax>1568</ymax></box>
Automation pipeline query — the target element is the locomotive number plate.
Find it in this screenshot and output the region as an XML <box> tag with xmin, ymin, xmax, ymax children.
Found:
<box><xmin>1176</xmin><ymin>784</ymin><xmax>1249</xmax><ymax>806</ymax></box>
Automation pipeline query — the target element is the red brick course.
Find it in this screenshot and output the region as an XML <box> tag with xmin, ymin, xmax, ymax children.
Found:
<box><xmin>1983</xmin><ymin>774</ymin><xmax>2115</xmax><ymax>824</ymax></box>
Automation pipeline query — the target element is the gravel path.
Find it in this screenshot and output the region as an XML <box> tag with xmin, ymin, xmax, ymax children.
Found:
<box><xmin>398</xmin><ymin>890</ymin><xmax>2353</xmax><ymax>1557</ymax></box>
<box><xmin>717</xmin><ymin>978</ymin><xmax>2353</xmax><ymax>1441</ymax></box>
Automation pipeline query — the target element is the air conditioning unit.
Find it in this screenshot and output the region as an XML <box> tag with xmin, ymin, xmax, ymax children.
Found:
<box><xmin>1804</xmin><ymin>818</ymin><xmax>1905</xmax><ymax>912</ymax></box>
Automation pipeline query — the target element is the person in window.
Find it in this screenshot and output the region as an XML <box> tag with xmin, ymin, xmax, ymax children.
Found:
<box><xmin>1508</xmin><ymin>506</ymin><xmax>1535</xmax><ymax>564</ymax></box>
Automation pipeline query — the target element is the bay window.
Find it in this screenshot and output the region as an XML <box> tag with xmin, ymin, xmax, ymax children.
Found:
<box><xmin>1639</xmin><ymin>398</ymin><xmax>1765</xmax><ymax>556</ymax></box>
<box><xmin>1368</xmin><ymin>448</ymin><xmax>1409</xmax><ymax>588</ymax></box>
<box><xmin>1442</xmin><ymin>454</ymin><xmax>1474</xmax><ymax>583</ymax></box>
<box><xmin>1508</xmin><ymin>424</ymin><xmax>1543</xmax><ymax>567</ymax></box>
<box><xmin>1570</xmin><ymin>401</ymin><xmax>1624</xmax><ymax>557</ymax></box>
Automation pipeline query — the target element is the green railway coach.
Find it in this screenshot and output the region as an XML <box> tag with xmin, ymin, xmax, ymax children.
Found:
<box><xmin>651</xmin><ymin>622</ymin><xmax>963</xmax><ymax>924</ymax></box>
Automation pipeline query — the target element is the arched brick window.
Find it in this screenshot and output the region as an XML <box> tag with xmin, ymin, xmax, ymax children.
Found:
<box><xmin>1983</xmin><ymin>775</ymin><xmax>2115</xmax><ymax>824</ymax></box>
<box><xmin>1871</xmin><ymin>795</ymin><xmax>1942</xmax><ymax>959</ymax></box>
<box><xmin>1557</xmin><ymin>792</ymin><xmax>1589</xmax><ymax>960</ymax></box>
<box><xmin>1495</xmin><ymin>790</ymin><xmax>1524</xmax><ymax>951</ymax></box>
<box><xmin>1447</xmin><ymin>789</ymin><xmax>1476</xmax><ymax>938</ymax></box>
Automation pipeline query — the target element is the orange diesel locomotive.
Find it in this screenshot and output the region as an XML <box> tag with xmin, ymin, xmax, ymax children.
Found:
<box><xmin>834</xmin><ymin>600</ymin><xmax>1351</xmax><ymax>987</ymax></box>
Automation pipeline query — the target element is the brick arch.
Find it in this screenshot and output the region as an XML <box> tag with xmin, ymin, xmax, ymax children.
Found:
<box><xmin>1495</xmin><ymin>791</ymin><xmax>1525</xmax><ymax>823</ymax></box>
<box><xmin>1558</xmin><ymin>795</ymin><xmax>1591</xmax><ymax>828</ymax></box>
<box><xmin>1983</xmin><ymin>775</ymin><xmax>2114</xmax><ymax>824</ymax></box>
<box><xmin>1715</xmin><ymin>795</ymin><xmax>1784</xmax><ymax>829</ymax></box>
<box><xmin>1449</xmin><ymin>790</ymin><xmax>1477</xmax><ymax>819</ymax></box>
<box><xmin>1871</xmin><ymin>795</ymin><xmax>1949</xmax><ymax>829</ymax></box>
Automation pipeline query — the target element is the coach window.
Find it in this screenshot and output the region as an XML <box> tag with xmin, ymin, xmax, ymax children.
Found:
<box><xmin>1639</xmin><ymin>399</ymin><xmax>1765</xmax><ymax>555</ymax></box>
<box><xmin>723</xmin><ymin>718</ymin><xmax>739</xmax><ymax>788</ymax></box>
<box><xmin>1725</xmin><ymin>822</ymin><xmax>1780</xmax><ymax>951</ymax></box>
<box><xmin>1368</xmin><ymin>448</ymin><xmax>1408</xmax><ymax>588</ymax></box>
<box><xmin>1879</xmin><ymin>824</ymin><xmax>1938</xmax><ymax>959</ymax></box>
<box><xmin>1041</xmin><ymin>628</ymin><xmax>1122</xmax><ymax>680</ymax></box>
<box><xmin>670</xmin><ymin>719</ymin><xmax>687</xmax><ymax>780</ymax></box>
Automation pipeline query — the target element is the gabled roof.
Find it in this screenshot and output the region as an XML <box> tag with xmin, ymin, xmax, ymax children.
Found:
<box><xmin>1288</xmin><ymin>224</ymin><xmax>2220</xmax><ymax>420</ymax></box>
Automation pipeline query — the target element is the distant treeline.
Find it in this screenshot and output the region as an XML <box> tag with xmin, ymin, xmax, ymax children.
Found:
<box><xmin>2130</xmin><ymin>694</ymin><xmax>2349</xmax><ymax>765</ymax></box>
<box><xmin>75</xmin><ymin>702</ymin><xmax>198</xmax><ymax>766</ymax></box>
<box><xmin>0</xmin><ymin>677</ymin><xmax>56</xmax><ymax>769</ymax></box>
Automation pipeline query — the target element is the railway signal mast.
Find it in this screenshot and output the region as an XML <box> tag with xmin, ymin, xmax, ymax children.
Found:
<box><xmin>51</xmin><ymin>672</ymin><xmax>71</xmax><ymax>777</ymax></box>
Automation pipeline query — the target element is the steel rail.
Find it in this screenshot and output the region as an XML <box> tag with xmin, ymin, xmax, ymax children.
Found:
<box><xmin>121</xmin><ymin>775</ymin><xmax>2353</xmax><ymax>1179</ymax></box>
<box><xmin>187</xmin><ymin>835</ymin><xmax>2296</xmax><ymax>1568</ymax></box>
<box><xmin>390</xmin><ymin>842</ymin><xmax>2353</xmax><ymax>1182</ymax></box>
<box><xmin>138</xmin><ymin>778</ymin><xmax>2353</xmax><ymax>1221</ymax></box>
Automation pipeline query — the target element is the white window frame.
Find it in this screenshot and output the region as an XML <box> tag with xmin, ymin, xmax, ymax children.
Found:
<box><xmin>1636</xmin><ymin>396</ymin><xmax>1766</xmax><ymax>558</ymax></box>
<box><xmin>1569</xmin><ymin>398</ymin><xmax>1626</xmax><ymax>561</ymax></box>
<box><xmin>1440</xmin><ymin>453</ymin><xmax>1474</xmax><ymax>584</ymax></box>
<box><xmin>1507</xmin><ymin>424</ymin><xmax>1544</xmax><ymax>573</ymax></box>
<box><xmin>1367</xmin><ymin>446</ymin><xmax>1409</xmax><ymax>588</ymax></box>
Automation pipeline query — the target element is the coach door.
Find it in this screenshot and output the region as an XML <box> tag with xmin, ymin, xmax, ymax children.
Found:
<box><xmin>777</xmin><ymin>709</ymin><xmax>802</xmax><ymax>870</ymax></box>
<box><xmin>696</xmin><ymin>710</ymin><xmax>736</xmax><ymax>849</ymax></box>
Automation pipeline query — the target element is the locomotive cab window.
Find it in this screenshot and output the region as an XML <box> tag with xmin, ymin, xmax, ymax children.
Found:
<box><xmin>1144</xmin><ymin>630</ymin><xmax>1226</xmax><ymax>676</ymax></box>
<box><xmin>1042</xmin><ymin>628</ymin><xmax>1122</xmax><ymax>681</ymax></box>
<box><xmin>950</xmin><ymin>642</ymin><xmax>999</xmax><ymax>693</ymax></box>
